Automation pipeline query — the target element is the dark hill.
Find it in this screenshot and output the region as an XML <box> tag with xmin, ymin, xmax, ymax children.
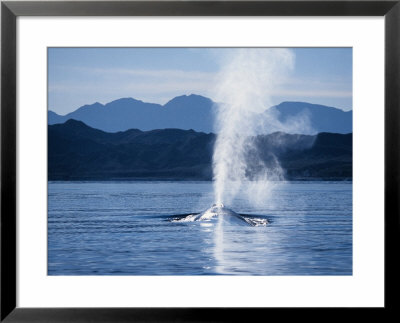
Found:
<box><xmin>48</xmin><ymin>120</ymin><xmax>352</xmax><ymax>180</ymax></box>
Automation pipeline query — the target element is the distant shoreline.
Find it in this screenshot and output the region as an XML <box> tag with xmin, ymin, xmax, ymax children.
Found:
<box><xmin>48</xmin><ymin>178</ymin><xmax>352</xmax><ymax>182</ymax></box>
<box><xmin>48</xmin><ymin>121</ymin><xmax>352</xmax><ymax>183</ymax></box>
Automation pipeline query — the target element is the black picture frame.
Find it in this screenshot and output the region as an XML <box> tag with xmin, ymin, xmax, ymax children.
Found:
<box><xmin>1</xmin><ymin>1</ymin><xmax>399</xmax><ymax>321</ymax></box>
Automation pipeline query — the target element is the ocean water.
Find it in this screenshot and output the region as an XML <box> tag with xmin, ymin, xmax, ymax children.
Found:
<box><xmin>48</xmin><ymin>181</ymin><xmax>352</xmax><ymax>275</ymax></box>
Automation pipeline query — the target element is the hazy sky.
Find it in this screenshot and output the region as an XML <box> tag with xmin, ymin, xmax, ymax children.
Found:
<box><xmin>48</xmin><ymin>47</ymin><xmax>352</xmax><ymax>115</ymax></box>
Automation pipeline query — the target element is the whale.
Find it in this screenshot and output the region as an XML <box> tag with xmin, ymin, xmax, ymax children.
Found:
<box><xmin>169</xmin><ymin>203</ymin><xmax>269</xmax><ymax>226</ymax></box>
<box><xmin>173</xmin><ymin>203</ymin><xmax>264</xmax><ymax>226</ymax></box>
<box><xmin>194</xmin><ymin>203</ymin><xmax>248</xmax><ymax>224</ymax></box>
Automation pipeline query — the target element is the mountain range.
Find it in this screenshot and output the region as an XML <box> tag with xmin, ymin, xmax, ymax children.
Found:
<box><xmin>48</xmin><ymin>95</ymin><xmax>352</xmax><ymax>135</ymax></box>
<box><xmin>49</xmin><ymin>119</ymin><xmax>352</xmax><ymax>181</ymax></box>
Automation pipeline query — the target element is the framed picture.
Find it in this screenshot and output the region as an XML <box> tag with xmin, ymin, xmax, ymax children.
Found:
<box><xmin>1</xmin><ymin>0</ymin><xmax>399</xmax><ymax>321</ymax></box>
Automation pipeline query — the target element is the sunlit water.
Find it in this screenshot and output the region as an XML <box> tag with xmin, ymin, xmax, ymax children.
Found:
<box><xmin>48</xmin><ymin>181</ymin><xmax>352</xmax><ymax>275</ymax></box>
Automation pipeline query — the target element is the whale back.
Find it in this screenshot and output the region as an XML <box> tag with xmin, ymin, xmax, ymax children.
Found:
<box><xmin>196</xmin><ymin>204</ymin><xmax>249</xmax><ymax>225</ymax></box>
<box><xmin>169</xmin><ymin>204</ymin><xmax>268</xmax><ymax>227</ymax></box>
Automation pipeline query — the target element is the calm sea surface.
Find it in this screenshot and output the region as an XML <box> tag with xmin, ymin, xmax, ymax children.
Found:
<box><xmin>48</xmin><ymin>181</ymin><xmax>352</xmax><ymax>275</ymax></box>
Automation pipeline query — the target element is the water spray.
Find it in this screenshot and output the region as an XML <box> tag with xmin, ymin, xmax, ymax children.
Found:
<box><xmin>212</xmin><ymin>48</ymin><xmax>294</xmax><ymax>208</ymax></box>
<box><xmin>171</xmin><ymin>49</ymin><xmax>295</xmax><ymax>226</ymax></box>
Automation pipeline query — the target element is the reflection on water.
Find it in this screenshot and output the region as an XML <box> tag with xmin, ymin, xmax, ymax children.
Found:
<box><xmin>213</xmin><ymin>216</ymin><xmax>272</xmax><ymax>275</ymax></box>
<box><xmin>48</xmin><ymin>181</ymin><xmax>352</xmax><ymax>275</ymax></box>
